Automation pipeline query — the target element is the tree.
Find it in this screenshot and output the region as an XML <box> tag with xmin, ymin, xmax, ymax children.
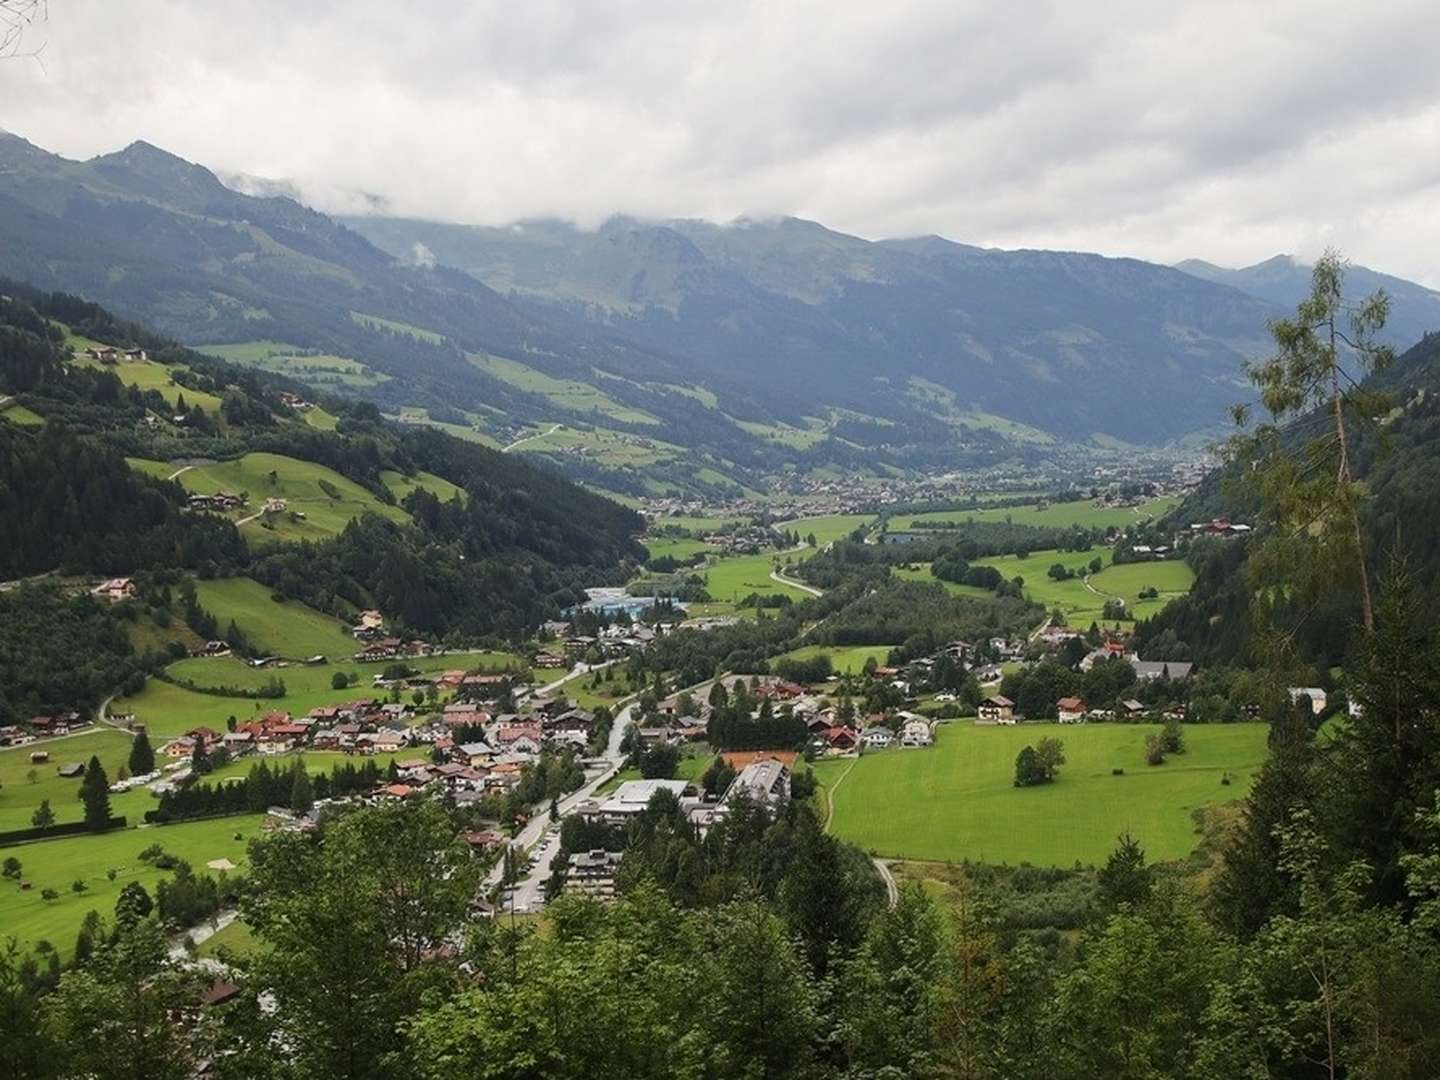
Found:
<box><xmin>1160</xmin><ymin>716</ymin><xmax>1185</xmax><ymax>754</ymax></box>
<box><xmin>701</xmin><ymin>755</ymin><xmax>736</xmax><ymax>798</ymax></box>
<box><xmin>30</xmin><ymin>798</ymin><xmax>54</xmax><ymax>831</ymax></box>
<box><xmin>115</xmin><ymin>881</ymin><xmax>153</xmax><ymax>926</ymax></box>
<box><xmin>190</xmin><ymin>739</ymin><xmax>210</xmax><ymax>777</ymax></box>
<box><xmin>1035</xmin><ymin>735</ymin><xmax>1066</xmax><ymax>780</ymax></box>
<box><xmin>1</xmin><ymin>856</ymin><xmax>19</xmax><ymax>879</ymax></box>
<box><xmin>70</xmin><ymin>879</ymin><xmax>87</xmax><ymax>894</ymax></box>
<box><xmin>1098</xmin><ymin>832</ymin><xmax>1153</xmax><ymax>911</ymax></box>
<box><xmin>290</xmin><ymin>763</ymin><xmax>315</xmax><ymax>815</ymax></box>
<box><xmin>78</xmin><ymin>756</ymin><xmax>110</xmax><ymax>830</ymax></box>
<box><xmin>1233</xmin><ymin>249</ymin><xmax>1393</xmax><ymax>634</ymax></box>
<box><xmin>127</xmin><ymin>730</ymin><xmax>154</xmax><ymax>776</ymax></box>
<box><xmin>331</xmin><ymin>670</ymin><xmax>349</xmax><ymax>690</ymax></box>
<box><xmin>1013</xmin><ymin>746</ymin><xmax>1047</xmax><ymax>787</ymax></box>
<box><xmin>639</xmin><ymin>742</ymin><xmax>680</xmax><ymax>780</ymax></box>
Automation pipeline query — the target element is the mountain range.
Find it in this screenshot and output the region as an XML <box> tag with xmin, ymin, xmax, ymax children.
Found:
<box><xmin>3</xmin><ymin>130</ymin><xmax>1437</xmax><ymax>495</ymax></box>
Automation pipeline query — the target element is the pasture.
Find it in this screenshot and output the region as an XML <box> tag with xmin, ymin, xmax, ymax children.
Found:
<box><xmin>779</xmin><ymin>644</ymin><xmax>898</xmax><ymax>675</ymax></box>
<box><xmin>172</xmin><ymin>452</ymin><xmax>410</xmax><ymax>543</ymax></box>
<box><xmin>814</xmin><ymin>721</ymin><xmax>1268</xmax><ymax>866</ymax></box>
<box><xmin>905</xmin><ymin>495</ymin><xmax>1179</xmax><ymax>532</ymax></box>
<box><xmin>643</xmin><ymin>536</ymin><xmax>712</xmax><ymax>562</ymax></box>
<box><xmin>192</xmin><ymin>577</ymin><xmax>357</xmax><ymax>658</ymax></box>
<box><xmin>702</xmin><ymin>551</ymin><xmax>813</xmax><ymax>604</ymax></box>
<box><xmin>0</xmin><ymin>729</ymin><xmax>141</xmax><ymax>832</ymax></box>
<box><xmin>775</xmin><ymin>514</ymin><xmax>877</xmax><ymax>546</ymax></box>
<box><xmin>380</xmin><ymin>469</ymin><xmax>466</xmax><ymax>505</ymax></box>
<box><xmin>2</xmin><ymin>402</ymin><xmax>43</xmax><ymax>426</ymax></box>
<box><xmin>470</xmin><ymin>354</ymin><xmax>659</xmax><ymax>425</ymax></box>
<box><xmin>0</xmin><ymin>814</ymin><xmax>262</xmax><ymax>960</ymax></box>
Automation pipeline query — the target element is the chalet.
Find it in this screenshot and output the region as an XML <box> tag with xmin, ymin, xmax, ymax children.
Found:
<box><xmin>85</xmin><ymin>346</ymin><xmax>120</xmax><ymax>363</ymax></box>
<box><xmin>1056</xmin><ymin>697</ymin><xmax>1088</xmax><ymax>723</ymax></box>
<box><xmin>374</xmin><ymin>731</ymin><xmax>407</xmax><ymax>754</ymax></box>
<box><xmin>822</xmin><ymin>726</ymin><xmax>859</xmax><ymax>752</ymax></box>
<box><xmin>376</xmin><ymin>783</ymin><xmax>417</xmax><ymax>800</ymax></box>
<box><xmin>163</xmin><ymin>736</ymin><xmax>197</xmax><ymax>759</ymax></box>
<box><xmin>943</xmin><ymin>640</ymin><xmax>976</xmax><ymax>661</ymax></box>
<box><xmin>978</xmin><ymin>695</ymin><xmax>1016</xmax><ymax>724</ymax></box>
<box><xmin>494</xmin><ymin>723</ymin><xmax>543</xmax><ymax>749</ymax></box>
<box><xmin>860</xmin><ymin>726</ymin><xmax>894</xmax><ymax>749</ymax></box>
<box><xmin>222</xmin><ymin>731</ymin><xmax>255</xmax><ymax>752</ymax></box>
<box><xmin>900</xmin><ymin>718</ymin><xmax>934</xmax><ymax>747</ymax></box>
<box><xmin>721</xmin><ymin>750</ymin><xmax>799</xmax><ymax>771</ymax></box>
<box><xmin>57</xmin><ymin>762</ymin><xmax>85</xmax><ymax>779</ymax></box>
<box><xmin>91</xmin><ymin>577</ymin><xmax>136</xmax><ymax>603</ymax></box>
<box><xmin>437</xmin><ymin>670</ymin><xmax>467</xmax><ymax>689</ymax></box>
<box><xmin>262</xmin><ymin>497</ymin><xmax>288</xmax><ymax>515</ymax></box>
<box><xmin>457</xmin><ymin>741</ymin><xmax>496</xmax><ymax>767</ymax></box>
<box><xmin>1120</xmin><ymin>699</ymin><xmax>1147</xmax><ymax>718</ymax></box>
<box><xmin>460</xmin><ymin>829</ymin><xmax>504</xmax><ymax>853</ymax></box>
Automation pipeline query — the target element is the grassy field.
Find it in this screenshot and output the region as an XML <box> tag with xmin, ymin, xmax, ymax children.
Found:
<box><xmin>0</xmin><ymin>730</ymin><xmax>142</xmax><ymax>832</ymax></box>
<box><xmin>2</xmin><ymin>402</ymin><xmax>44</xmax><ymax>426</ymax></box>
<box><xmin>779</xmin><ymin>644</ymin><xmax>898</xmax><ymax>675</ymax></box>
<box><xmin>648</xmin><ymin>515</ymin><xmax>751</xmax><ymax>532</ymax></box>
<box><xmin>0</xmin><ymin>814</ymin><xmax>262</xmax><ymax>958</ymax></box>
<box><xmin>896</xmin><ymin>548</ymin><xmax>1194</xmax><ymax>627</ymax></box>
<box><xmin>70</xmin><ymin>351</ymin><xmax>225</xmax><ymax>414</ymax></box>
<box><xmin>171</xmin><ymin>452</ymin><xmax>410</xmax><ymax>543</ymax></box>
<box><xmin>471</xmin><ymin>355</ymin><xmax>659</xmax><ymax>425</ymax></box>
<box><xmin>196</xmin><ymin>917</ymin><xmax>259</xmax><ymax>958</ymax></box>
<box><xmin>380</xmin><ymin>469</ymin><xmax>466</xmax><ymax>504</ymax></box>
<box><xmin>193</xmin><ymin>577</ymin><xmax>357</xmax><ymax>658</ymax></box>
<box><xmin>775</xmin><ymin>514</ymin><xmax>876</xmax><ymax>545</ymax></box>
<box><xmin>702</xmin><ymin>551</ymin><xmax>812</xmax><ymax>604</ymax></box>
<box><xmin>905</xmin><ymin>495</ymin><xmax>1179</xmax><ymax>532</ymax></box>
<box><xmin>198</xmin><ymin>341</ymin><xmax>389</xmax><ymax>390</ymax></box>
<box><xmin>350</xmin><ymin>311</ymin><xmax>444</xmax><ymax>344</ymax></box>
<box><xmin>643</xmin><ymin>537</ymin><xmax>712</xmax><ymax>562</ymax></box>
<box><xmin>814</xmin><ymin>722</ymin><xmax>1268</xmax><ymax>866</ymax></box>
<box><xmin>116</xmin><ymin>650</ymin><xmax>526</xmax><ymax>740</ymax></box>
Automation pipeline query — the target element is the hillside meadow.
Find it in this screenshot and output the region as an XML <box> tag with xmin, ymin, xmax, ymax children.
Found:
<box><xmin>192</xmin><ymin>577</ymin><xmax>358</xmax><ymax>658</ymax></box>
<box><xmin>814</xmin><ymin>721</ymin><xmax>1268</xmax><ymax>866</ymax></box>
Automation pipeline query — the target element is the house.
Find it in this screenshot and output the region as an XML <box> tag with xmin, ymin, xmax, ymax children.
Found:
<box><xmin>374</xmin><ymin>731</ymin><xmax>407</xmax><ymax>754</ymax></box>
<box><xmin>586</xmin><ymin>779</ymin><xmax>692</xmax><ymax>824</ymax></box>
<box><xmin>900</xmin><ymin>718</ymin><xmax>934</xmax><ymax>747</ymax></box>
<box><xmin>722</xmin><ymin>757</ymin><xmax>792</xmax><ymax>807</ymax></box>
<box><xmin>721</xmin><ymin>750</ymin><xmax>799</xmax><ymax>771</ymax></box>
<box><xmin>821</xmin><ymin>726</ymin><xmax>858</xmax><ymax>752</ymax></box>
<box><xmin>1056</xmin><ymin>697</ymin><xmax>1088</xmax><ymax>723</ymax></box>
<box><xmin>56</xmin><ymin>762</ymin><xmax>85</xmax><ymax>779</ymax></box>
<box><xmin>1129</xmin><ymin>658</ymin><xmax>1194</xmax><ymax>681</ymax></box>
<box><xmin>262</xmin><ymin>497</ymin><xmax>288</xmax><ymax>515</ymax></box>
<box><xmin>1120</xmin><ymin>699</ymin><xmax>1147</xmax><ymax>718</ymax></box>
<box><xmin>457</xmin><ymin>741</ymin><xmax>496</xmax><ymax>767</ymax></box>
<box><xmin>1289</xmin><ymin>687</ymin><xmax>1328</xmax><ymax>715</ymax></box>
<box><xmin>567</xmin><ymin>848</ymin><xmax>625</xmax><ymax>898</ymax></box>
<box><xmin>460</xmin><ymin>829</ymin><xmax>504</xmax><ymax>853</ymax></box>
<box><xmin>91</xmin><ymin>577</ymin><xmax>136</xmax><ymax>602</ymax></box>
<box><xmin>978</xmin><ymin>695</ymin><xmax>1016</xmax><ymax>724</ymax></box>
<box><xmin>860</xmin><ymin>726</ymin><xmax>894</xmax><ymax>749</ymax></box>
<box><xmin>222</xmin><ymin>731</ymin><xmax>255</xmax><ymax>753</ymax></box>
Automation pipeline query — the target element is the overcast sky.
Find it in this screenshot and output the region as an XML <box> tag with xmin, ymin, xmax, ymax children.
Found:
<box><xmin>4</xmin><ymin>0</ymin><xmax>1440</xmax><ymax>284</ymax></box>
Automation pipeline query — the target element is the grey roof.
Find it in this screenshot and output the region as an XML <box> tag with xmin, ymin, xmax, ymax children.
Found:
<box><xmin>1129</xmin><ymin>659</ymin><xmax>1194</xmax><ymax>680</ymax></box>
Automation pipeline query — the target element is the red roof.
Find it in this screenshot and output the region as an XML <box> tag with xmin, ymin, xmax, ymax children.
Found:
<box><xmin>379</xmin><ymin>784</ymin><xmax>415</xmax><ymax>798</ymax></box>
<box><xmin>823</xmin><ymin>726</ymin><xmax>858</xmax><ymax>746</ymax></box>
<box><xmin>1057</xmin><ymin>697</ymin><xmax>1086</xmax><ymax>711</ymax></box>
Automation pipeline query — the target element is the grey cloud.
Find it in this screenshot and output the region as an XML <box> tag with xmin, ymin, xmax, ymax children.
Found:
<box><xmin>2</xmin><ymin>0</ymin><xmax>1439</xmax><ymax>284</ymax></box>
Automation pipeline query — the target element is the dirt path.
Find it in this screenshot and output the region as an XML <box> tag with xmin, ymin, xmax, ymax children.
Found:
<box><xmin>872</xmin><ymin>858</ymin><xmax>899</xmax><ymax>910</ymax></box>
<box><xmin>503</xmin><ymin>423</ymin><xmax>561</xmax><ymax>453</ymax></box>
<box><xmin>166</xmin><ymin>464</ymin><xmax>195</xmax><ymax>481</ymax></box>
<box><xmin>821</xmin><ymin>755</ymin><xmax>859</xmax><ymax>831</ymax></box>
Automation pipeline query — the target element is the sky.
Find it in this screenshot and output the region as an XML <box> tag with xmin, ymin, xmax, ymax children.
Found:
<box><xmin>4</xmin><ymin>0</ymin><xmax>1440</xmax><ymax>285</ymax></box>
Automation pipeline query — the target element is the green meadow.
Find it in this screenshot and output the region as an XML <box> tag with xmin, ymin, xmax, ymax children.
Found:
<box><xmin>192</xmin><ymin>577</ymin><xmax>357</xmax><ymax>658</ymax></box>
<box><xmin>779</xmin><ymin>644</ymin><xmax>898</xmax><ymax>675</ymax></box>
<box><xmin>380</xmin><ymin>469</ymin><xmax>466</xmax><ymax>504</ymax></box>
<box><xmin>775</xmin><ymin>514</ymin><xmax>877</xmax><ymax>545</ymax></box>
<box><xmin>905</xmin><ymin>495</ymin><xmax>1179</xmax><ymax>532</ymax></box>
<box><xmin>814</xmin><ymin>721</ymin><xmax>1268</xmax><ymax>866</ymax></box>
<box><xmin>702</xmin><ymin>551</ymin><xmax>813</xmax><ymax>604</ymax></box>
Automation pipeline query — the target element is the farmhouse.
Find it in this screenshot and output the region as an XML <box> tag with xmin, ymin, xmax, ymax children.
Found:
<box><xmin>1056</xmin><ymin>697</ymin><xmax>1088</xmax><ymax>723</ymax></box>
<box><xmin>91</xmin><ymin>577</ymin><xmax>136</xmax><ymax>602</ymax></box>
<box><xmin>978</xmin><ymin>695</ymin><xmax>1015</xmax><ymax>724</ymax></box>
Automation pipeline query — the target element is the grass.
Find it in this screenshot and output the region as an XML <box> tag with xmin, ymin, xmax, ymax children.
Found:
<box><xmin>643</xmin><ymin>537</ymin><xmax>712</xmax><ymax>562</ymax></box>
<box><xmin>71</xmin><ymin>352</ymin><xmax>225</xmax><ymax>414</ymax></box>
<box><xmin>1</xmin><ymin>403</ymin><xmax>44</xmax><ymax>426</ymax></box>
<box><xmin>775</xmin><ymin>514</ymin><xmax>876</xmax><ymax>545</ymax></box>
<box><xmin>595</xmin><ymin>754</ymin><xmax>710</xmax><ymax>795</ymax></box>
<box><xmin>197</xmin><ymin>341</ymin><xmax>389</xmax><ymax>390</ymax></box>
<box><xmin>380</xmin><ymin>469</ymin><xmax>466</xmax><ymax>505</ymax></box>
<box><xmin>350</xmin><ymin>311</ymin><xmax>444</xmax><ymax>344</ymax></box>
<box><xmin>125</xmin><ymin>456</ymin><xmax>178</xmax><ymax>480</ymax></box>
<box><xmin>193</xmin><ymin>577</ymin><xmax>357</xmax><ymax>658</ymax></box>
<box><xmin>0</xmin><ymin>730</ymin><xmax>140</xmax><ymax>832</ymax></box>
<box><xmin>0</xmin><ymin>814</ymin><xmax>263</xmax><ymax>959</ymax></box>
<box><xmin>702</xmin><ymin>551</ymin><xmax>812</xmax><ymax>604</ymax></box>
<box><xmin>896</xmin><ymin>548</ymin><xmax>1194</xmax><ymax>627</ymax></box>
<box><xmin>196</xmin><ymin>917</ymin><xmax>260</xmax><ymax>958</ymax></box>
<box><xmin>779</xmin><ymin>644</ymin><xmax>898</xmax><ymax>675</ymax></box>
<box><xmin>905</xmin><ymin>495</ymin><xmax>1179</xmax><ymax>532</ymax></box>
<box><xmin>813</xmin><ymin>722</ymin><xmax>1268</xmax><ymax>866</ymax></box>
<box><xmin>472</xmin><ymin>355</ymin><xmax>659</xmax><ymax>425</ymax></box>
<box><xmin>116</xmin><ymin>650</ymin><xmax>525</xmax><ymax>740</ymax></box>
<box><xmin>170</xmin><ymin>452</ymin><xmax>409</xmax><ymax>544</ymax></box>
<box><xmin>648</xmin><ymin>515</ymin><xmax>750</xmax><ymax>533</ymax></box>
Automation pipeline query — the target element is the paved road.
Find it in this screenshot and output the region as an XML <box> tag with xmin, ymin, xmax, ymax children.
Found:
<box><xmin>770</xmin><ymin>567</ymin><xmax>823</xmax><ymax>597</ymax></box>
<box><xmin>487</xmin><ymin>702</ymin><xmax>635</xmax><ymax>911</ymax></box>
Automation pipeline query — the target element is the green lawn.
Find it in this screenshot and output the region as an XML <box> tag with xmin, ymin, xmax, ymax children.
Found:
<box><xmin>779</xmin><ymin>644</ymin><xmax>898</xmax><ymax>675</ymax></box>
<box><xmin>0</xmin><ymin>815</ymin><xmax>262</xmax><ymax>959</ymax></box>
<box><xmin>193</xmin><ymin>577</ymin><xmax>357</xmax><ymax>658</ymax></box>
<box><xmin>196</xmin><ymin>917</ymin><xmax>260</xmax><ymax>958</ymax></box>
<box><xmin>905</xmin><ymin>495</ymin><xmax>1179</xmax><ymax>532</ymax></box>
<box><xmin>775</xmin><ymin>514</ymin><xmax>876</xmax><ymax>545</ymax></box>
<box><xmin>644</xmin><ymin>537</ymin><xmax>712</xmax><ymax>562</ymax></box>
<box><xmin>170</xmin><ymin>452</ymin><xmax>409</xmax><ymax>545</ymax></box>
<box><xmin>380</xmin><ymin>469</ymin><xmax>466</xmax><ymax>504</ymax></box>
<box><xmin>702</xmin><ymin>551</ymin><xmax>812</xmax><ymax>604</ymax></box>
<box><xmin>814</xmin><ymin>722</ymin><xmax>1268</xmax><ymax>866</ymax></box>
<box><xmin>125</xmin><ymin>456</ymin><xmax>178</xmax><ymax>481</ymax></box>
<box><xmin>595</xmin><ymin>754</ymin><xmax>709</xmax><ymax>795</ymax></box>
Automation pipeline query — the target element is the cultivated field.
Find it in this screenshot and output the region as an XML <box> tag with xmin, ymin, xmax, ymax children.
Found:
<box><xmin>814</xmin><ymin>721</ymin><xmax>1268</xmax><ymax>866</ymax></box>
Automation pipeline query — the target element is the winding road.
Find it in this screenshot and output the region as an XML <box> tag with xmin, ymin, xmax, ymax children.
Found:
<box><xmin>503</xmin><ymin>423</ymin><xmax>562</xmax><ymax>453</ymax></box>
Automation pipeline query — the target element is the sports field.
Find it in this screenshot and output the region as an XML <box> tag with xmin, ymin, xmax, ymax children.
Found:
<box><xmin>905</xmin><ymin>495</ymin><xmax>1179</xmax><ymax>532</ymax></box>
<box><xmin>813</xmin><ymin>721</ymin><xmax>1267</xmax><ymax>866</ymax></box>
